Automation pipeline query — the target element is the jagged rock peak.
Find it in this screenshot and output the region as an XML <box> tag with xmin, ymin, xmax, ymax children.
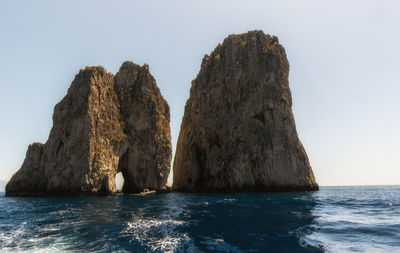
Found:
<box><xmin>173</xmin><ymin>30</ymin><xmax>318</xmax><ymax>192</ymax></box>
<box><xmin>6</xmin><ymin>61</ymin><xmax>172</xmax><ymax>196</ymax></box>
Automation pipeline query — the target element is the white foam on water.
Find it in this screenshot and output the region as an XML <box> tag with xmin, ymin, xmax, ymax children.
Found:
<box><xmin>0</xmin><ymin>223</ymin><xmax>28</xmax><ymax>250</ymax></box>
<box><xmin>216</xmin><ymin>198</ymin><xmax>238</xmax><ymax>204</ymax></box>
<box><xmin>200</xmin><ymin>236</ymin><xmax>242</xmax><ymax>253</ymax></box>
<box><xmin>121</xmin><ymin>217</ymin><xmax>198</xmax><ymax>252</ymax></box>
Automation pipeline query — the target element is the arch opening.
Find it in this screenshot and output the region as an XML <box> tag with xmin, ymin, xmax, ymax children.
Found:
<box><xmin>115</xmin><ymin>172</ymin><xmax>124</xmax><ymax>192</ymax></box>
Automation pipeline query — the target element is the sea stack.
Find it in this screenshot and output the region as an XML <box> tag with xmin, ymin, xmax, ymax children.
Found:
<box><xmin>6</xmin><ymin>62</ymin><xmax>171</xmax><ymax>196</ymax></box>
<box><xmin>115</xmin><ymin>62</ymin><xmax>172</xmax><ymax>193</ymax></box>
<box><xmin>173</xmin><ymin>30</ymin><xmax>318</xmax><ymax>192</ymax></box>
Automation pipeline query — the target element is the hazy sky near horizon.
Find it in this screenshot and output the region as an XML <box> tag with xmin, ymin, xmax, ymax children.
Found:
<box><xmin>0</xmin><ymin>0</ymin><xmax>399</xmax><ymax>186</ymax></box>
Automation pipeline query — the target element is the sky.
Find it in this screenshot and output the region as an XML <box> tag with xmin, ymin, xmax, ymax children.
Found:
<box><xmin>0</xmin><ymin>0</ymin><xmax>399</xmax><ymax>186</ymax></box>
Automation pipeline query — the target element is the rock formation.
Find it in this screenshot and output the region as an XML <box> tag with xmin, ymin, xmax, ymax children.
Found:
<box><xmin>115</xmin><ymin>62</ymin><xmax>172</xmax><ymax>193</ymax></box>
<box><xmin>6</xmin><ymin>62</ymin><xmax>171</xmax><ymax>196</ymax></box>
<box><xmin>173</xmin><ymin>30</ymin><xmax>318</xmax><ymax>192</ymax></box>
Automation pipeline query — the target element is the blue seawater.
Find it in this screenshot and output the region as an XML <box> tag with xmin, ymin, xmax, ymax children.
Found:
<box><xmin>0</xmin><ymin>186</ymin><xmax>399</xmax><ymax>252</ymax></box>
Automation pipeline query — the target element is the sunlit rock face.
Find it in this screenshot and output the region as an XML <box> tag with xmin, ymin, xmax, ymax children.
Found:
<box><xmin>6</xmin><ymin>62</ymin><xmax>171</xmax><ymax>196</ymax></box>
<box><xmin>173</xmin><ymin>30</ymin><xmax>318</xmax><ymax>192</ymax></box>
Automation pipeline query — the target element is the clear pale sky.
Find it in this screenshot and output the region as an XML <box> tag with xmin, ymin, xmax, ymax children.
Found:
<box><xmin>0</xmin><ymin>0</ymin><xmax>399</xmax><ymax>186</ymax></box>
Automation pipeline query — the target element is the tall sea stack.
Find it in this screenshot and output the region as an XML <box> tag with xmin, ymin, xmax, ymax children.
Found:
<box><xmin>173</xmin><ymin>30</ymin><xmax>318</xmax><ymax>191</ymax></box>
<box><xmin>6</xmin><ymin>62</ymin><xmax>171</xmax><ymax>196</ymax></box>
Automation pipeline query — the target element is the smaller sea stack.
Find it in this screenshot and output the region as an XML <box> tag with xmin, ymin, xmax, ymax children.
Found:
<box><xmin>6</xmin><ymin>62</ymin><xmax>171</xmax><ymax>196</ymax></box>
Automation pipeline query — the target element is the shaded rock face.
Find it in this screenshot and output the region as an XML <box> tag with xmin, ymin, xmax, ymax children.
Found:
<box><xmin>115</xmin><ymin>62</ymin><xmax>172</xmax><ymax>193</ymax></box>
<box><xmin>173</xmin><ymin>30</ymin><xmax>318</xmax><ymax>192</ymax></box>
<box><xmin>6</xmin><ymin>62</ymin><xmax>171</xmax><ymax>196</ymax></box>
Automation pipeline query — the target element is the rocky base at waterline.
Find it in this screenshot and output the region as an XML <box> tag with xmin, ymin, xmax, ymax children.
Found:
<box><xmin>172</xmin><ymin>185</ymin><xmax>318</xmax><ymax>193</ymax></box>
<box><xmin>6</xmin><ymin>62</ymin><xmax>172</xmax><ymax>197</ymax></box>
<box><xmin>173</xmin><ymin>30</ymin><xmax>318</xmax><ymax>192</ymax></box>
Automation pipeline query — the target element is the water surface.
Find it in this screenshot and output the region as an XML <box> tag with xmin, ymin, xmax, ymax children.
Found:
<box><xmin>0</xmin><ymin>186</ymin><xmax>399</xmax><ymax>252</ymax></box>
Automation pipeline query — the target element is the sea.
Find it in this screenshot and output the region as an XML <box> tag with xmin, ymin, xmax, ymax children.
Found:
<box><xmin>0</xmin><ymin>186</ymin><xmax>399</xmax><ymax>252</ymax></box>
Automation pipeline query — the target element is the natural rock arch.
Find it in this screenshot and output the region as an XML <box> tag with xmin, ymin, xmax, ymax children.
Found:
<box><xmin>6</xmin><ymin>61</ymin><xmax>172</xmax><ymax>196</ymax></box>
